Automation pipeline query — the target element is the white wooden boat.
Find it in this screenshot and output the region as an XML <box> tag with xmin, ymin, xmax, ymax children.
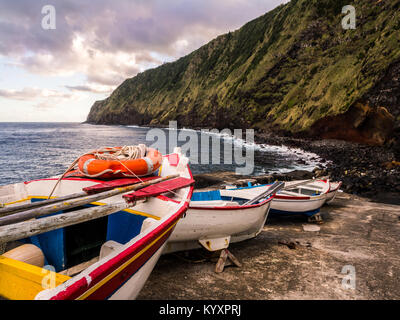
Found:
<box><xmin>163</xmin><ymin>182</ymin><xmax>283</xmax><ymax>254</ymax></box>
<box><xmin>0</xmin><ymin>148</ymin><xmax>193</xmax><ymax>300</ymax></box>
<box><xmin>223</xmin><ymin>180</ymin><xmax>330</xmax><ymax>217</ymax></box>
<box><xmin>325</xmin><ymin>181</ymin><xmax>342</xmax><ymax>204</ymax></box>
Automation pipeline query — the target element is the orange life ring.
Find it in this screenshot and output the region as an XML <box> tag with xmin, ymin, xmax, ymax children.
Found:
<box><xmin>77</xmin><ymin>147</ymin><xmax>162</xmax><ymax>179</ymax></box>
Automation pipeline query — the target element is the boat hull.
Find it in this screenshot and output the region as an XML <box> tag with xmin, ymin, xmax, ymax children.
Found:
<box><xmin>325</xmin><ymin>182</ymin><xmax>342</xmax><ymax>204</ymax></box>
<box><xmin>108</xmin><ymin>242</ymin><xmax>167</xmax><ymax>300</ymax></box>
<box><xmin>0</xmin><ymin>148</ymin><xmax>193</xmax><ymax>300</ymax></box>
<box><xmin>52</xmin><ymin>215</ymin><xmax>180</xmax><ymax>300</ymax></box>
<box><xmin>164</xmin><ymin>198</ymin><xmax>272</xmax><ymax>254</ymax></box>
<box><xmin>270</xmin><ymin>195</ymin><xmax>326</xmax><ymax>217</ymax></box>
<box><xmin>223</xmin><ymin>181</ymin><xmax>329</xmax><ymax>217</ymax></box>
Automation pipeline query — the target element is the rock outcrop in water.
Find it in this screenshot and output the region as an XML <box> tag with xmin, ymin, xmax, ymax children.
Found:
<box><xmin>87</xmin><ymin>0</ymin><xmax>400</xmax><ymax>146</ymax></box>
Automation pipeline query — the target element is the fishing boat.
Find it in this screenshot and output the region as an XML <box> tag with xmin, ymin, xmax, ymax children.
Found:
<box><xmin>0</xmin><ymin>147</ymin><xmax>194</xmax><ymax>300</ymax></box>
<box><xmin>223</xmin><ymin>179</ymin><xmax>330</xmax><ymax>217</ymax></box>
<box><xmin>271</xmin><ymin>179</ymin><xmax>330</xmax><ymax>216</ymax></box>
<box><xmin>163</xmin><ymin>182</ymin><xmax>283</xmax><ymax>254</ymax></box>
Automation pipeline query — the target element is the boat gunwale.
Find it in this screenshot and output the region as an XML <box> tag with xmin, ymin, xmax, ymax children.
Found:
<box><xmin>24</xmin><ymin>177</ymin><xmax>106</xmax><ymax>185</ymax></box>
<box><xmin>189</xmin><ymin>193</ymin><xmax>275</xmax><ymax>211</ymax></box>
<box><xmin>218</xmin><ymin>181</ymin><xmax>330</xmax><ymax>204</ymax></box>
<box><xmin>327</xmin><ymin>181</ymin><xmax>342</xmax><ymax>193</ymax></box>
<box><xmin>34</xmin><ymin>154</ymin><xmax>193</xmax><ymax>300</ymax></box>
<box><xmin>52</xmin><ymin>201</ymin><xmax>190</xmax><ymax>300</ymax></box>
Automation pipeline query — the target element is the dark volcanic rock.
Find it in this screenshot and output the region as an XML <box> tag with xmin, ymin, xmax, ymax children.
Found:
<box><xmin>87</xmin><ymin>0</ymin><xmax>400</xmax><ymax>149</ymax></box>
<box><xmin>255</xmin><ymin>132</ymin><xmax>400</xmax><ymax>205</ymax></box>
<box><xmin>194</xmin><ymin>131</ymin><xmax>400</xmax><ymax>205</ymax></box>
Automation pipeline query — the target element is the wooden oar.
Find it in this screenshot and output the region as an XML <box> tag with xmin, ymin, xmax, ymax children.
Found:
<box><xmin>283</xmin><ymin>176</ymin><xmax>329</xmax><ymax>191</ymax></box>
<box><xmin>0</xmin><ymin>177</ymin><xmax>160</xmax><ymax>217</ymax></box>
<box><xmin>0</xmin><ymin>202</ymin><xmax>132</xmax><ymax>244</ymax></box>
<box><xmin>242</xmin><ymin>181</ymin><xmax>284</xmax><ymax>206</ymax></box>
<box><xmin>0</xmin><ymin>192</ymin><xmax>90</xmax><ymax>217</ymax></box>
<box><xmin>0</xmin><ymin>174</ymin><xmax>178</xmax><ymax>227</ymax></box>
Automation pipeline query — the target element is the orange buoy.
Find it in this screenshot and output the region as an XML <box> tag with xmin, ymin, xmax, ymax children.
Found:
<box><xmin>78</xmin><ymin>146</ymin><xmax>162</xmax><ymax>179</ymax></box>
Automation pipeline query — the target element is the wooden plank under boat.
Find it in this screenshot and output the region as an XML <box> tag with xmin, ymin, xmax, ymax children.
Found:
<box><xmin>163</xmin><ymin>182</ymin><xmax>283</xmax><ymax>254</ymax></box>
<box><xmin>0</xmin><ymin>148</ymin><xmax>193</xmax><ymax>300</ymax></box>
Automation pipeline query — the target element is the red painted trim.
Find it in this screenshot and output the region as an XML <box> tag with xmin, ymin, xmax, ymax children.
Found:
<box><xmin>318</xmin><ymin>180</ymin><xmax>330</xmax><ymax>193</ymax></box>
<box><xmin>49</xmin><ymin>161</ymin><xmax>194</xmax><ymax>300</ymax></box>
<box><xmin>51</xmin><ymin>212</ymin><xmax>183</xmax><ymax>300</ymax></box>
<box><xmin>328</xmin><ymin>182</ymin><xmax>342</xmax><ymax>193</ymax></box>
<box><xmin>123</xmin><ymin>178</ymin><xmax>195</xmax><ymax>202</ymax></box>
<box><xmin>86</xmin><ymin>228</ymin><xmax>173</xmax><ymax>300</ymax></box>
<box><xmin>165</xmin><ymin>154</ymin><xmax>180</xmax><ymax>167</ymax></box>
<box><xmin>156</xmin><ymin>195</ymin><xmax>181</xmax><ymax>204</ymax></box>
<box><xmin>274</xmin><ymin>195</ymin><xmax>310</xmax><ymax>200</ymax></box>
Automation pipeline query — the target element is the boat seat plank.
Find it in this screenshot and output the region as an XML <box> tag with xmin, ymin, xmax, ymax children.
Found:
<box><xmin>82</xmin><ymin>177</ymin><xmax>160</xmax><ymax>194</ymax></box>
<box><xmin>59</xmin><ymin>256</ymin><xmax>99</xmax><ymax>277</ymax></box>
<box><xmin>297</xmin><ymin>186</ymin><xmax>324</xmax><ymax>192</ymax></box>
<box><xmin>123</xmin><ymin>177</ymin><xmax>195</xmax><ymax>202</ymax></box>
<box><xmin>0</xmin><ymin>256</ymin><xmax>70</xmax><ymax>300</ymax></box>
<box><xmin>279</xmin><ymin>190</ymin><xmax>304</xmax><ymax>197</ymax></box>
<box><xmin>190</xmin><ymin>200</ymin><xmax>240</xmax><ymax>207</ymax></box>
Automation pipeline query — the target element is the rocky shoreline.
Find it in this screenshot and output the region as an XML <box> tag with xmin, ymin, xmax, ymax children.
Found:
<box><xmin>255</xmin><ymin>132</ymin><xmax>400</xmax><ymax>205</ymax></box>
<box><xmin>86</xmin><ymin>121</ymin><xmax>399</xmax><ymax>204</ymax></box>
<box><xmin>193</xmin><ymin>132</ymin><xmax>400</xmax><ymax>205</ymax></box>
<box><xmin>138</xmin><ymin>191</ymin><xmax>400</xmax><ymax>300</ymax></box>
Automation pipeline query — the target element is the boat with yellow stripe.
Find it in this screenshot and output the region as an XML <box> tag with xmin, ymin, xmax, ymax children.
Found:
<box><xmin>0</xmin><ymin>147</ymin><xmax>194</xmax><ymax>300</ymax></box>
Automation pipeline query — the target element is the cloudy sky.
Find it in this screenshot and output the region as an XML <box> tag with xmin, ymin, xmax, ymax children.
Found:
<box><xmin>0</xmin><ymin>0</ymin><xmax>286</xmax><ymax>122</ymax></box>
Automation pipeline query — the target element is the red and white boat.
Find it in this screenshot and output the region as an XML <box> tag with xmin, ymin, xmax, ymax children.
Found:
<box><xmin>0</xmin><ymin>148</ymin><xmax>193</xmax><ymax>300</ymax></box>
<box><xmin>223</xmin><ymin>180</ymin><xmax>331</xmax><ymax>217</ymax></box>
<box><xmin>163</xmin><ymin>182</ymin><xmax>283</xmax><ymax>253</ymax></box>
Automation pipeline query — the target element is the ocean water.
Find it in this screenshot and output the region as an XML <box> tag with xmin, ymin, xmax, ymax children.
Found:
<box><xmin>0</xmin><ymin>122</ymin><xmax>325</xmax><ymax>186</ymax></box>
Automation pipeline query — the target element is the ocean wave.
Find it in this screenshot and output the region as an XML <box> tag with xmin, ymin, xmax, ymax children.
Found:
<box><xmin>124</xmin><ymin>124</ymin><xmax>330</xmax><ymax>174</ymax></box>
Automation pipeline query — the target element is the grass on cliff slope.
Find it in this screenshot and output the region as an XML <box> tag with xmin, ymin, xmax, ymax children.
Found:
<box><xmin>87</xmin><ymin>0</ymin><xmax>400</xmax><ymax>132</ymax></box>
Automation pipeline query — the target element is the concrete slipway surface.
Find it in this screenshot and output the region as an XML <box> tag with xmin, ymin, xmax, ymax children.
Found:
<box><xmin>138</xmin><ymin>193</ymin><xmax>400</xmax><ymax>300</ymax></box>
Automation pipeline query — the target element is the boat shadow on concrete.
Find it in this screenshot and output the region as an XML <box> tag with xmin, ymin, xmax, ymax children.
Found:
<box><xmin>138</xmin><ymin>193</ymin><xmax>400</xmax><ymax>299</ymax></box>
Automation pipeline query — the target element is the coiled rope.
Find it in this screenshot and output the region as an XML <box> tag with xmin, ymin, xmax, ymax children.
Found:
<box><xmin>48</xmin><ymin>144</ymin><xmax>186</xmax><ymax>203</ymax></box>
<box><xmin>48</xmin><ymin>145</ymin><xmax>147</xmax><ymax>199</ymax></box>
<box><xmin>93</xmin><ymin>145</ymin><xmax>146</xmax><ymax>161</ymax></box>
<box><xmin>48</xmin><ymin>145</ymin><xmax>185</xmax><ymax>202</ymax></box>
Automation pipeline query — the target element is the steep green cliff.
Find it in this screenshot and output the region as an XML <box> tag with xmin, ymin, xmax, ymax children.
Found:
<box><xmin>87</xmin><ymin>0</ymin><xmax>400</xmax><ymax>145</ymax></box>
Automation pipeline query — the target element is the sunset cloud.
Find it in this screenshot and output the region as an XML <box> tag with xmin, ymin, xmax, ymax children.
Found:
<box><xmin>0</xmin><ymin>87</ymin><xmax>83</xmax><ymax>110</ymax></box>
<box><xmin>0</xmin><ymin>87</ymin><xmax>71</xmax><ymax>100</ymax></box>
<box><xmin>0</xmin><ymin>0</ymin><xmax>286</xmax><ymax>121</ymax></box>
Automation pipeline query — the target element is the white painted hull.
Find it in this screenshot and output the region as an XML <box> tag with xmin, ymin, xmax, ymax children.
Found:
<box><xmin>325</xmin><ymin>182</ymin><xmax>342</xmax><ymax>204</ymax></box>
<box><xmin>109</xmin><ymin>242</ymin><xmax>167</xmax><ymax>300</ymax></box>
<box><xmin>0</xmin><ymin>148</ymin><xmax>193</xmax><ymax>300</ymax></box>
<box><xmin>172</xmin><ymin>203</ymin><xmax>270</xmax><ymax>242</ymax></box>
<box><xmin>164</xmin><ymin>193</ymin><xmax>273</xmax><ymax>254</ymax></box>
<box><xmin>223</xmin><ymin>180</ymin><xmax>330</xmax><ymax>216</ymax></box>
<box><xmin>270</xmin><ymin>195</ymin><xmax>326</xmax><ymax>215</ymax></box>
